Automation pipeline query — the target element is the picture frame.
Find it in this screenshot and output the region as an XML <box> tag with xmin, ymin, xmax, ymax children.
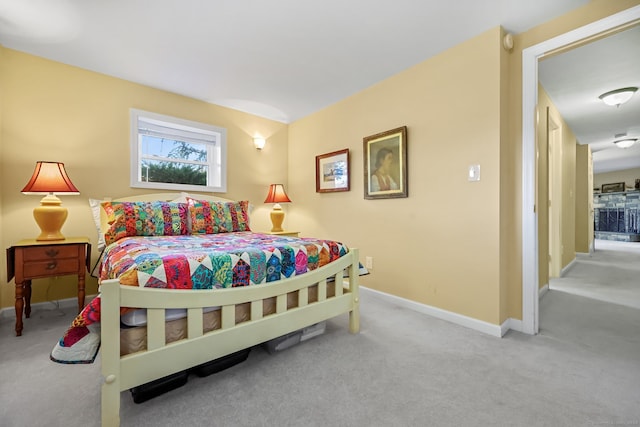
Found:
<box><xmin>363</xmin><ymin>126</ymin><xmax>408</xmax><ymax>199</ymax></box>
<box><xmin>601</xmin><ymin>182</ymin><xmax>626</xmax><ymax>193</ymax></box>
<box><xmin>316</xmin><ymin>149</ymin><xmax>350</xmax><ymax>193</ymax></box>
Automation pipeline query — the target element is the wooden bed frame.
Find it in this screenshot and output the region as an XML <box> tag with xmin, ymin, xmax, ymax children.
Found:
<box><xmin>97</xmin><ymin>193</ymin><xmax>360</xmax><ymax>426</ymax></box>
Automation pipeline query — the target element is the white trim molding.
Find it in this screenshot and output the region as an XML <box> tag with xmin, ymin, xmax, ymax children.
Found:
<box><xmin>560</xmin><ymin>258</ymin><xmax>577</xmax><ymax>277</ymax></box>
<box><xmin>539</xmin><ymin>284</ymin><xmax>549</xmax><ymax>299</ymax></box>
<box><xmin>521</xmin><ymin>5</ymin><xmax>640</xmax><ymax>336</ymax></box>
<box><xmin>362</xmin><ymin>286</ymin><xmax>514</xmax><ymax>338</ymax></box>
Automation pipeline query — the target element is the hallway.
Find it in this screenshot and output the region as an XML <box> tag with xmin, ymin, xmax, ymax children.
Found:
<box><xmin>549</xmin><ymin>239</ymin><xmax>640</xmax><ymax>310</ymax></box>
<box><xmin>539</xmin><ymin>239</ymin><xmax>639</xmax><ymax>377</ymax></box>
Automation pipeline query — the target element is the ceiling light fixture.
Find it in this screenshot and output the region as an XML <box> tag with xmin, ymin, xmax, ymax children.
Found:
<box><xmin>614</xmin><ymin>138</ymin><xmax>637</xmax><ymax>149</ymax></box>
<box><xmin>598</xmin><ymin>87</ymin><xmax>638</xmax><ymax>107</ymax></box>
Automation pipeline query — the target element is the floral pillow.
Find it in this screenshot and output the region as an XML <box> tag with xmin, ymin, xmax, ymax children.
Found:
<box><xmin>188</xmin><ymin>198</ymin><xmax>251</xmax><ymax>234</ymax></box>
<box><xmin>102</xmin><ymin>201</ymin><xmax>188</xmax><ymax>245</ymax></box>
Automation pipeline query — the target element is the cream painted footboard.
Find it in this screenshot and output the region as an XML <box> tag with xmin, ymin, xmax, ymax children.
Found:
<box><xmin>100</xmin><ymin>249</ymin><xmax>359</xmax><ymax>427</ymax></box>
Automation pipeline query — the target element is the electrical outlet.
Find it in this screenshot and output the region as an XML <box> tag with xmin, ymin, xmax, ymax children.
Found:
<box><xmin>365</xmin><ymin>256</ymin><xmax>373</xmax><ymax>269</ymax></box>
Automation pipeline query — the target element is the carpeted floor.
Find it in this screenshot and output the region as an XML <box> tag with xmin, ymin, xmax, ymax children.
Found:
<box><xmin>550</xmin><ymin>239</ymin><xmax>640</xmax><ymax>310</ymax></box>
<box><xmin>1</xmin><ymin>240</ymin><xmax>638</xmax><ymax>426</ymax></box>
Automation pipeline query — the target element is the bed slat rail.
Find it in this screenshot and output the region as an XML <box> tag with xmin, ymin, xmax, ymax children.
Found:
<box><xmin>221</xmin><ymin>305</ymin><xmax>235</xmax><ymax>329</ymax></box>
<box><xmin>335</xmin><ymin>271</ymin><xmax>344</xmax><ymax>296</ymax></box>
<box><xmin>146</xmin><ymin>309</ymin><xmax>166</xmax><ymax>350</ymax></box>
<box><xmin>187</xmin><ymin>308</ymin><xmax>203</xmax><ymax>339</ymax></box>
<box><xmin>298</xmin><ymin>287</ymin><xmax>309</xmax><ymax>307</ymax></box>
<box><xmin>318</xmin><ymin>279</ymin><xmax>327</xmax><ymax>301</ymax></box>
<box><xmin>251</xmin><ymin>300</ymin><xmax>263</xmax><ymax>320</ymax></box>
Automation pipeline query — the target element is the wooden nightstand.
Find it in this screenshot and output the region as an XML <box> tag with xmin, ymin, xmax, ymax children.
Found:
<box><xmin>262</xmin><ymin>231</ymin><xmax>300</xmax><ymax>237</ymax></box>
<box><xmin>6</xmin><ymin>237</ymin><xmax>91</xmax><ymax>336</ymax></box>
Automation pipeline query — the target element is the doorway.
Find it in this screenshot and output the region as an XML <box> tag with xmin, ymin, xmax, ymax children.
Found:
<box><xmin>521</xmin><ymin>5</ymin><xmax>640</xmax><ymax>335</ymax></box>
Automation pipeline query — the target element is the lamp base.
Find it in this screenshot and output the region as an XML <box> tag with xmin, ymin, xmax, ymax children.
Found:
<box><xmin>270</xmin><ymin>207</ymin><xmax>285</xmax><ymax>233</ymax></box>
<box><xmin>33</xmin><ymin>195</ymin><xmax>68</xmax><ymax>241</ymax></box>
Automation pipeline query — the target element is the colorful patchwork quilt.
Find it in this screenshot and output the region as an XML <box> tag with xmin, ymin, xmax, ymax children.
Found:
<box><xmin>50</xmin><ymin>232</ymin><xmax>349</xmax><ymax>364</ymax></box>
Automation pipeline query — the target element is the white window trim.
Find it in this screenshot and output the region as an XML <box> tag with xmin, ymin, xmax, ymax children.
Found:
<box><xmin>130</xmin><ymin>109</ymin><xmax>227</xmax><ymax>193</ymax></box>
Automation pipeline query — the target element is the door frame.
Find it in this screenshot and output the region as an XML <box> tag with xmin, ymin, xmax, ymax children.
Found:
<box><xmin>521</xmin><ymin>5</ymin><xmax>640</xmax><ymax>335</ymax></box>
<box><xmin>547</xmin><ymin>108</ymin><xmax>562</xmax><ymax>279</ymax></box>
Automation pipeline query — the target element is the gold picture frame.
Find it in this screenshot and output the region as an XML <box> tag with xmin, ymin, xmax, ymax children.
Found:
<box><xmin>363</xmin><ymin>126</ymin><xmax>408</xmax><ymax>199</ymax></box>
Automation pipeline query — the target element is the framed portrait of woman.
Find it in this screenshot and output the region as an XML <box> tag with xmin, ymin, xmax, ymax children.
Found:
<box><xmin>363</xmin><ymin>126</ymin><xmax>408</xmax><ymax>199</ymax></box>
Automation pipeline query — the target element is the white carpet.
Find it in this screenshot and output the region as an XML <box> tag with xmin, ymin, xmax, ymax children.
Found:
<box><xmin>550</xmin><ymin>239</ymin><xmax>640</xmax><ymax>310</ymax></box>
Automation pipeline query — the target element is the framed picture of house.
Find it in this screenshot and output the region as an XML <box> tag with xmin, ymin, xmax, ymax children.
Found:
<box><xmin>316</xmin><ymin>149</ymin><xmax>350</xmax><ymax>193</ymax></box>
<box><xmin>363</xmin><ymin>126</ymin><xmax>408</xmax><ymax>200</ymax></box>
<box><xmin>601</xmin><ymin>182</ymin><xmax>625</xmax><ymax>193</ymax></box>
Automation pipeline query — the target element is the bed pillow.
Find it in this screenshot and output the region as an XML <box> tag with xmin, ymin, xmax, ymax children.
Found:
<box><xmin>169</xmin><ymin>192</ymin><xmax>193</xmax><ymax>233</ymax></box>
<box><xmin>103</xmin><ymin>201</ymin><xmax>188</xmax><ymax>245</ymax></box>
<box><xmin>89</xmin><ymin>198</ymin><xmax>108</xmax><ymax>252</ymax></box>
<box><xmin>188</xmin><ymin>198</ymin><xmax>251</xmax><ymax>234</ymax></box>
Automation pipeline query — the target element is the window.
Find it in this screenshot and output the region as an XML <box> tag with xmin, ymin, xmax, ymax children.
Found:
<box><xmin>130</xmin><ymin>109</ymin><xmax>227</xmax><ymax>193</ymax></box>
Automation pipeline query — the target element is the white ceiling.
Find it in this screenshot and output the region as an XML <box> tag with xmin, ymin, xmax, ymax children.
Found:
<box><xmin>3</xmin><ymin>0</ymin><xmax>635</xmax><ymax>174</ymax></box>
<box><xmin>538</xmin><ymin>24</ymin><xmax>640</xmax><ymax>174</ymax></box>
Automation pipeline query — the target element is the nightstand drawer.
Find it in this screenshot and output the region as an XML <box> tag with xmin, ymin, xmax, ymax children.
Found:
<box><xmin>21</xmin><ymin>245</ymin><xmax>79</xmax><ymax>261</ymax></box>
<box><xmin>23</xmin><ymin>258</ymin><xmax>80</xmax><ymax>278</ymax></box>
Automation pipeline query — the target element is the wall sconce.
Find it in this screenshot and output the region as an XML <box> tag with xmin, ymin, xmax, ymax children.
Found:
<box><xmin>598</xmin><ymin>87</ymin><xmax>638</xmax><ymax>107</ymax></box>
<box><xmin>614</xmin><ymin>138</ymin><xmax>637</xmax><ymax>149</ymax></box>
<box><xmin>254</xmin><ymin>137</ymin><xmax>266</xmax><ymax>150</ymax></box>
<box><xmin>263</xmin><ymin>183</ymin><xmax>291</xmax><ymax>232</ymax></box>
<box><xmin>21</xmin><ymin>161</ymin><xmax>80</xmax><ymax>241</ymax></box>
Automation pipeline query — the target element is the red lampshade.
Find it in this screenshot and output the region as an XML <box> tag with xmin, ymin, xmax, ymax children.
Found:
<box><xmin>21</xmin><ymin>161</ymin><xmax>80</xmax><ymax>194</ymax></box>
<box><xmin>263</xmin><ymin>184</ymin><xmax>291</xmax><ymax>204</ymax></box>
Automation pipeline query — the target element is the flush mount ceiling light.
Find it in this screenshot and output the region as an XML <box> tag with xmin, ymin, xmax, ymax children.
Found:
<box><xmin>598</xmin><ymin>87</ymin><xmax>638</xmax><ymax>107</ymax></box>
<box><xmin>614</xmin><ymin>138</ymin><xmax>637</xmax><ymax>149</ymax></box>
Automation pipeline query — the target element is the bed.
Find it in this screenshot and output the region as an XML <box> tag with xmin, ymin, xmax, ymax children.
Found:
<box><xmin>50</xmin><ymin>193</ymin><xmax>360</xmax><ymax>427</ymax></box>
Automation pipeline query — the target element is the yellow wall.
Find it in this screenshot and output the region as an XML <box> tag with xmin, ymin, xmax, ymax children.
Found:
<box><xmin>289</xmin><ymin>28</ymin><xmax>504</xmax><ymax>324</ymax></box>
<box><xmin>288</xmin><ymin>0</ymin><xmax>640</xmax><ymax>326</ymax></box>
<box><xmin>594</xmin><ymin>167</ymin><xmax>640</xmax><ymax>190</ymax></box>
<box><xmin>499</xmin><ymin>26</ymin><xmax>512</xmax><ymax>323</ymax></box>
<box><xmin>0</xmin><ymin>49</ymin><xmax>288</xmax><ymax>309</ymax></box>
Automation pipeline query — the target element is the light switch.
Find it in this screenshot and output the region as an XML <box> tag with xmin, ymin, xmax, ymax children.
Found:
<box><xmin>468</xmin><ymin>164</ymin><xmax>481</xmax><ymax>182</ymax></box>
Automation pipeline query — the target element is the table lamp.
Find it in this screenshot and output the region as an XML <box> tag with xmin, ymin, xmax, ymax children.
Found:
<box><xmin>21</xmin><ymin>161</ymin><xmax>80</xmax><ymax>241</ymax></box>
<box><xmin>263</xmin><ymin>183</ymin><xmax>291</xmax><ymax>232</ymax></box>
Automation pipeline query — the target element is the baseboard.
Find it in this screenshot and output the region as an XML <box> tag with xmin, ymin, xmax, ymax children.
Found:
<box><xmin>361</xmin><ymin>286</ymin><xmax>507</xmax><ymax>338</ymax></box>
<box><xmin>502</xmin><ymin>317</ymin><xmax>523</xmax><ymax>335</ymax></box>
<box><xmin>539</xmin><ymin>284</ymin><xmax>549</xmax><ymax>298</ymax></box>
<box><xmin>560</xmin><ymin>258</ymin><xmax>577</xmax><ymax>277</ymax></box>
<box><xmin>0</xmin><ymin>294</ymin><xmax>97</xmax><ymax>320</ymax></box>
